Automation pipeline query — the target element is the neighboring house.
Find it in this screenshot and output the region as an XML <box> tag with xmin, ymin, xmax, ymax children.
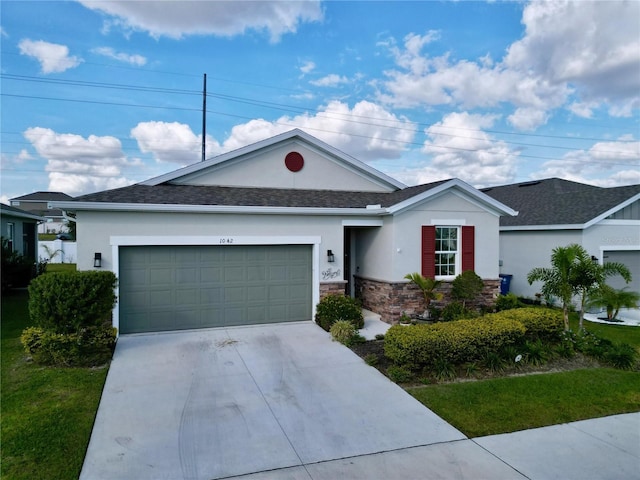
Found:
<box><xmin>482</xmin><ymin>178</ymin><xmax>640</xmax><ymax>299</ymax></box>
<box><xmin>1</xmin><ymin>203</ymin><xmax>44</xmax><ymax>259</ymax></box>
<box><xmin>52</xmin><ymin>129</ymin><xmax>516</xmax><ymax>334</ymax></box>
<box><xmin>10</xmin><ymin>191</ymin><xmax>73</xmax><ymax>234</ymax></box>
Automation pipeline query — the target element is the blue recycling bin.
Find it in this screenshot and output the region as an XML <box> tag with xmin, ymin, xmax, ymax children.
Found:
<box><xmin>499</xmin><ymin>274</ymin><xmax>513</xmax><ymax>295</ymax></box>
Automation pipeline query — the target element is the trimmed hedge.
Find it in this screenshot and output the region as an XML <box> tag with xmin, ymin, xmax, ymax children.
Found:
<box><xmin>487</xmin><ymin>308</ymin><xmax>563</xmax><ymax>342</ymax></box>
<box><xmin>315</xmin><ymin>294</ymin><xmax>364</xmax><ymax>331</ymax></box>
<box><xmin>28</xmin><ymin>271</ymin><xmax>117</xmax><ymax>334</ymax></box>
<box><xmin>384</xmin><ymin>316</ymin><xmax>526</xmax><ymax>369</ymax></box>
<box><xmin>21</xmin><ymin>325</ymin><xmax>117</xmax><ymax>367</ymax></box>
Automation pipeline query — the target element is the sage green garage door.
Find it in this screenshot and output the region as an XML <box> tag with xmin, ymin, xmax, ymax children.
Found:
<box><xmin>119</xmin><ymin>245</ymin><xmax>312</xmax><ymax>334</ymax></box>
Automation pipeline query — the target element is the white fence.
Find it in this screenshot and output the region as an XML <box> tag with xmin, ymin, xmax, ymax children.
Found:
<box><xmin>38</xmin><ymin>240</ymin><xmax>77</xmax><ymax>264</ymax></box>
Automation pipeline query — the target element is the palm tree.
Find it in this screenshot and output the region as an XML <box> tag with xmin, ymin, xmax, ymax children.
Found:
<box><xmin>588</xmin><ymin>285</ymin><xmax>640</xmax><ymax>321</ymax></box>
<box><xmin>404</xmin><ymin>272</ymin><xmax>443</xmax><ymax>319</ymax></box>
<box><xmin>527</xmin><ymin>244</ymin><xmax>585</xmax><ymax>331</ymax></box>
<box><xmin>572</xmin><ymin>256</ymin><xmax>631</xmax><ymax>329</ymax></box>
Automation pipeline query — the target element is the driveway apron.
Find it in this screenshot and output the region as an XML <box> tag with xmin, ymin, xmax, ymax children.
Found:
<box><xmin>81</xmin><ymin>322</ymin><xmax>473</xmax><ymax>479</ymax></box>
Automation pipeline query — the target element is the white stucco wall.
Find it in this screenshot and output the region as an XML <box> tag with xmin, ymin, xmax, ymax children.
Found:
<box><xmin>499</xmin><ymin>221</ymin><xmax>640</xmax><ymax>299</ymax></box>
<box><xmin>392</xmin><ymin>191</ymin><xmax>502</xmax><ymax>281</ymax></box>
<box><xmin>174</xmin><ymin>141</ymin><xmax>393</xmax><ymax>192</ymax></box>
<box><xmin>76</xmin><ymin>210</ymin><xmax>352</xmax><ymax>274</ymax></box>
<box><xmin>353</xmin><ymin>218</ymin><xmax>394</xmax><ymax>281</ymax></box>
<box><xmin>499</xmin><ymin>230</ymin><xmax>582</xmax><ymax>299</ymax></box>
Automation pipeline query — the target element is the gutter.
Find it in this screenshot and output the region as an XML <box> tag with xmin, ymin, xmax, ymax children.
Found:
<box><xmin>50</xmin><ymin>201</ymin><xmax>389</xmax><ymax>216</ymax></box>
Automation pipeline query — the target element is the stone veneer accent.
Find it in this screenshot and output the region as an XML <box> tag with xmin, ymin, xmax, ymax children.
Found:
<box><xmin>354</xmin><ymin>276</ymin><xmax>500</xmax><ymax>324</ymax></box>
<box><xmin>319</xmin><ymin>281</ymin><xmax>347</xmax><ymax>299</ymax></box>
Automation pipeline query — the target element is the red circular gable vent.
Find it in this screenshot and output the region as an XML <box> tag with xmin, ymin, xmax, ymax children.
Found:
<box><xmin>285</xmin><ymin>152</ymin><xmax>304</xmax><ymax>172</ymax></box>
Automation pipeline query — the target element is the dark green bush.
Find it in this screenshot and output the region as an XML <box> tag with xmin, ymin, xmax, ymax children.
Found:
<box><xmin>1</xmin><ymin>237</ymin><xmax>37</xmax><ymax>290</ymax></box>
<box><xmin>451</xmin><ymin>270</ymin><xmax>484</xmax><ymax>308</ymax></box>
<box><xmin>28</xmin><ymin>271</ymin><xmax>117</xmax><ymax>334</ymax></box>
<box><xmin>315</xmin><ymin>294</ymin><xmax>364</xmax><ymax>331</ymax></box>
<box><xmin>603</xmin><ymin>343</ymin><xmax>637</xmax><ymax>370</ymax></box>
<box><xmin>387</xmin><ymin>365</ymin><xmax>413</xmax><ymax>383</ymax></box>
<box><xmin>384</xmin><ymin>316</ymin><xmax>526</xmax><ymax>370</ymax></box>
<box><xmin>21</xmin><ymin>325</ymin><xmax>117</xmax><ymax>367</ymax></box>
<box><xmin>487</xmin><ymin>308</ymin><xmax>563</xmax><ymax>342</ymax></box>
<box><xmin>440</xmin><ymin>302</ymin><xmax>476</xmax><ymax>322</ymax></box>
<box><xmin>495</xmin><ymin>293</ymin><xmax>523</xmax><ymax>311</ymax></box>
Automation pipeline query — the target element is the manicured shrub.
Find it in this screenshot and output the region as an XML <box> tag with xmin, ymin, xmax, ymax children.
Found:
<box><xmin>451</xmin><ymin>270</ymin><xmax>484</xmax><ymax>308</ymax></box>
<box><xmin>330</xmin><ymin>320</ymin><xmax>357</xmax><ymax>345</ymax></box>
<box><xmin>495</xmin><ymin>293</ymin><xmax>523</xmax><ymax>311</ymax></box>
<box><xmin>28</xmin><ymin>271</ymin><xmax>117</xmax><ymax>334</ymax></box>
<box><xmin>315</xmin><ymin>294</ymin><xmax>364</xmax><ymax>331</ymax></box>
<box><xmin>384</xmin><ymin>316</ymin><xmax>526</xmax><ymax>370</ymax></box>
<box><xmin>487</xmin><ymin>307</ymin><xmax>563</xmax><ymax>343</ymax></box>
<box><xmin>21</xmin><ymin>325</ymin><xmax>117</xmax><ymax>367</ymax></box>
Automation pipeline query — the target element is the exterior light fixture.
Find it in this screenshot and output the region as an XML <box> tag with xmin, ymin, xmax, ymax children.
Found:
<box><xmin>591</xmin><ymin>255</ymin><xmax>599</xmax><ymax>263</ymax></box>
<box><xmin>327</xmin><ymin>250</ymin><xmax>335</xmax><ymax>263</ymax></box>
<box><xmin>94</xmin><ymin>252</ymin><xmax>102</xmax><ymax>268</ymax></box>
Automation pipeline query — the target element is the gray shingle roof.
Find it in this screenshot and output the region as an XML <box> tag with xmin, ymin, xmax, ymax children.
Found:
<box><xmin>11</xmin><ymin>191</ymin><xmax>73</xmax><ymax>202</ymax></box>
<box><xmin>481</xmin><ymin>178</ymin><xmax>640</xmax><ymax>227</ymax></box>
<box><xmin>73</xmin><ymin>180</ymin><xmax>451</xmax><ymax>209</ymax></box>
<box><xmin>0</xmin><ymin>203</ymin><xmax>46</xmax><ymax>221</ymax></box>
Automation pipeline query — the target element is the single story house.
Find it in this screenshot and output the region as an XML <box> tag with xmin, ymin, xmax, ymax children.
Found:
<box><xmin>1</xmin><ymin>203</ymin><xmax>43</xmax><ymax>259</ymax></box>
<box><xmin>482</xmin><ymin>178</ymin><xmax>640</xmax><ymax>299</ymax></box>
<box><xmin>10</xmin><ymin>191</ymin><xmax>73</xmax><ymax>234</ymax></box>
<box><xmin>53</xmin><ymin>129</ymin><xmax>516</xmax><ymax>334</ymax></box>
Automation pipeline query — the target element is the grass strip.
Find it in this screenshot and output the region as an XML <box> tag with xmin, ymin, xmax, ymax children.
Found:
<box><xmin>1</xmin><ymin>290</ymin><xmax>108</xmax><ymax>480</ymax></box>
<box><xmin>409</xmin><ymin>368</ymin><xmax>640</xmax><ymax>438</ymax></box>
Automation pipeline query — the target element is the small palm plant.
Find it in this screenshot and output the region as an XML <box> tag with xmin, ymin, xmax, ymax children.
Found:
<box><xmin>587</xmin><ymin>285</ymin><xmax>640</xmax><ymax>321</ymax></box>
<box><xmin>404</xmin><ymin>272</ymin><xmax>443</xmax><ymax>319</ymax></box>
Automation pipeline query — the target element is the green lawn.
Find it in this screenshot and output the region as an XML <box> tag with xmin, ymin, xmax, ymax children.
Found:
<box><xmin>1</xmin><ymin>290</ymin><xmax>108</xmax><ymax>480</ymax></box>
<box><xmin>408</xmin><ymin>315</ymin><xmax>640</xmax><ymax>438</ymax></box>
<box><xmin>410</xmin><ymin>368</ymin><xmax>640</xmax><ymax>437</ymax></box>
<box><xmin>45</xmin><ymin>263</ymin><xmax>77</xmax><ymax>274</ymax></box>
<box><xmin>573</xmin><ymin>315</ymin><xmax>640</xmax><ymax>348</ymax></box>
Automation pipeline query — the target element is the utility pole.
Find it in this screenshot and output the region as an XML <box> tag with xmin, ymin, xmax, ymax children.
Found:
<box><xmin>202</xmin><ymin>73</ymin><xmax>207</xmax><ymax>162</ymax></box>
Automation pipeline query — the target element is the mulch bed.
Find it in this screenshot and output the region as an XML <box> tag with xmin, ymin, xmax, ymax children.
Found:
<box><xmin>350</xmin><ymin>339</ymin><xmax>601</xmax><ymax>385</ymax></box>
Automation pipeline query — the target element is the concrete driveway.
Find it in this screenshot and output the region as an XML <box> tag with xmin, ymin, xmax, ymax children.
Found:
<box><xmin>81</xmin><ymin>322</ymin><xmax>527</xmax><ymax>480</ymax></box>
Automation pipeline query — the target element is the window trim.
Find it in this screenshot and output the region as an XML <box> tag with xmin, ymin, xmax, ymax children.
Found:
<box><xmin>422</xmin><ymin>225</ymin><xmax>475</xmax><ymax>279</ymax></box>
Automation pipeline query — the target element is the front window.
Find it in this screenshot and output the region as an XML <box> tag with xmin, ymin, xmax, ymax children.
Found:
<box><xmin>435</xmin><ymin>226</ymin><xmax>459</xmax><ymax>277</ymax></box>
<box><xmin>7</xmin><ymin>222</ymin><xmax>15</xmax><ymax>251</ymax></box>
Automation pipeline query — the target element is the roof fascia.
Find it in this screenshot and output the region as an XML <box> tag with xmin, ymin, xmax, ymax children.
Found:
<box><xmin>0</xmin><ymin>207</ymin><xmax>45</xmax><ymax>222</ymax></box>
<box><xmin>583</xmin><ymin>192</ymin><xmax>640</xmax><ymax>228</ymax></box>
<box><xmin>51</xmin><ymin>201</ymin><xmax>388</xmax><ymax>217</ymax></box>
<box><xmin>500</xmin><ymin>224</ymin><xmax>585</xmax><ymax>231</ymax></box>
<box><xmin>388</xmin><ymin>178</ymin><xmax>518</xmax><ymax>217</ymax></box>
<box><xmin>140</xmin><ymin>129</ymin><xmax>406</xmax><ymax>190</ymax></box>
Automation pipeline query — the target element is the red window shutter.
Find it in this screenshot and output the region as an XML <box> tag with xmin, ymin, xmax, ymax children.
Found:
<box><xmin>461</xmin><ymin>225</ymin><xmax>475</xmax><ymax>272</ymax></box>
<box><xmin>421</xmin><ymin>225</ymin><xmax>436</xmax><ymax>278</ymax></box>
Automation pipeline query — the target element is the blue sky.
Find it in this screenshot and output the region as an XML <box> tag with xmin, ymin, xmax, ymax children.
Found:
<box><xmin>1</xmin><ymin>0</ymin><xmax>638</xmax><ymax>201</ymax></box>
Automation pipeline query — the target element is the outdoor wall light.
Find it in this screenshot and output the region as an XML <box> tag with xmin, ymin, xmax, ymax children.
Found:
<box><xmin>327</xmin><ymin>250</ymin><xmax>335</xmax><ymax>263</ymax></box>
<box><xmin>94</xmin><ymin>252</ymin><xmax>102</xmax><ymax>268</ymax></box>
<box><xmin>591</xmin><ymin>255</ymin><xmax>599</xmax><ymax>263</ymax></box>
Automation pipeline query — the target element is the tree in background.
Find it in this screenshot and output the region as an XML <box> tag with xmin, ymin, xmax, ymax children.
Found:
<box><xmin>588</xmin><ymin>286</ymin><xmax>639</xmax><ymax>321</ymax></box>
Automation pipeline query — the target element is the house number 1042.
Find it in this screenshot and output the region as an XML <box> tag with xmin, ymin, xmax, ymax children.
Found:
<box><xmin>219</xmin><ymin>238</ymin><xmax>234</xmax><ymax>244</ymax></box>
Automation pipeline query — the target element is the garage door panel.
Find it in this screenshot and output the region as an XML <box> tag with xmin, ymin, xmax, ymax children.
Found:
<box><xmin>119</xmin><ymin>245</ymin><xmax>312</xmax><ymax>333</ymax></box>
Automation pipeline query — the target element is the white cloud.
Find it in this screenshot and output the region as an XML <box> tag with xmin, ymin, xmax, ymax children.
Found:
<box><xmin>23</xmin><ymin>127</ymin><xmax>137</xmax><ymax>195</ymax></box>
<box><xmin>379</xmin><ymin>2</ymin><xmax>639</xmax><ymax>130</ymax></box>
<box><xmin>507</xmin><ymin>107</ymin><xmax>549</xmax><ymax>131</ymax></box>
<box><xmin>18</xmin><ymin>39</ymin><xmax>82</xmax><ymax>73</ymax></box>
<box><xmin>531</xmin><ymin>137</ymin><xmax>640</xmax><ymax>187</ymax></box>
<box><xmin>92</xmin><ymin>46</ymin><xmax>147</xmax><ymax>66</ymax></box>
<box><xmin>131</xmin><ymin>121</ymin><xmax>221</xmax><ymax>164</ymax></box>
<box><xmin>505</xmin><ymin>1</ymin><xmax>640</xmax><ymax>105</ymax></box>
<box><xmin>299</xmin><ymin>60</ymin><xmax>315</xmax><ymax>75</ymax></box>
<box><xmin>310</xmin><ymin>74</ymin><xmax>349</xmax><ymax>87</ymax></box>
<box><xmin>218</xmin><ymin>100</ymin><xmax>417</xmax><ymax>162</ymax></box>
<box><xmin>415</xmin><ymin>112</ymin><xmax>519</xmax><ymax>187</ymax></box>
<box><xmin>79</xmin><ymin>0</ymin><xmax>323</xmax><ymax>42</ymax></box>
